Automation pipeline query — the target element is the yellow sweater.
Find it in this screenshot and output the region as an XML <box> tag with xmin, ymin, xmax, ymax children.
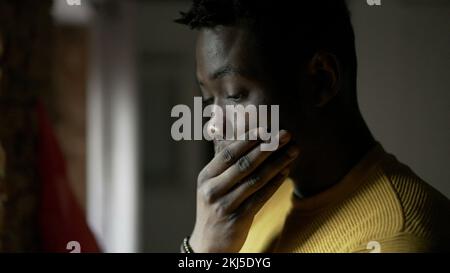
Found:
<box><xmin>240</xmin><ymin>145</ymin><xmax>450</xmax><ymax>253</ymax></box>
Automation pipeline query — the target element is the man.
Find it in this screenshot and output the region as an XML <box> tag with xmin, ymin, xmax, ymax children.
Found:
<box><xmin>176</xmin><ymin>0</ymin><xmax>450</xmax><ymax>253</ymax></box>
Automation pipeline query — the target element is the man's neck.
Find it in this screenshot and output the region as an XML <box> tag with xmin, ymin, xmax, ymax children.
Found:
<box><xmin>290</xmin><ymin>112</ymin><xmax>376</xmax><ymax>199</ymax></box>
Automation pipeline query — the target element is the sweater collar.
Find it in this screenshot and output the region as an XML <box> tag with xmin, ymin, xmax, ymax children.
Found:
<box><xmin>290</xmin><ymin>143</ymin><xmax>387</xmax><ymax>213</ymax></box>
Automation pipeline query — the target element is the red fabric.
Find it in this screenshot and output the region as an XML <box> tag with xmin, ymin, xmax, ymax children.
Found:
<box><xmin>36</xmin><ymin>101</ymin><xmax>101</xmax><ymax>253</ymax></box>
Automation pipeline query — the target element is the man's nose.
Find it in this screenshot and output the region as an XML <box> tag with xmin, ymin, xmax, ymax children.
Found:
<box><xmin>206</xmin><ymin>105</ymin><xmax>222</xmax><ymax>140</ymax></box>
<box><xmin>207</xmin><ymin>104</ymin><xmax>233</xmax><ymax>140</ymax></box>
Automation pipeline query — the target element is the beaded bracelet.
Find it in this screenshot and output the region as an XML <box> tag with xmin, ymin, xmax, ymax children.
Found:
<box><xmin>181</xmin><ymin>236</ymin><xmax>194</xmax><ymax>253</ymax></box>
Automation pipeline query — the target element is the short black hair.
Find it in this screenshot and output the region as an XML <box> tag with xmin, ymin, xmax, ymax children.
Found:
<box><xmin>176</xmin><ymin>0</ymin><xmax>357</xmax><ymax>95</ymax></box>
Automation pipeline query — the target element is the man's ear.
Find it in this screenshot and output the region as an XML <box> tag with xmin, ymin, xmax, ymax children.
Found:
<box><xmin>307</xmin><ymin>51</ymin><xmax>341</xmax><ymax>107</ymax></box>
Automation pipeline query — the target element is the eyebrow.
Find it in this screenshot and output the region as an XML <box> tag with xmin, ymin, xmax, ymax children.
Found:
<box><xmin>211</xmin><ymin>65</ymin><xmax>244</xmax><ymax>80</ymax></box>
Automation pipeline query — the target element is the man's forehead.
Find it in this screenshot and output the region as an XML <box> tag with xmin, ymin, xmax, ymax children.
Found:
<box><xmin>196</xmin><ymin>26</ymin><xmax>263</xmax><ymax>81</ymax></box>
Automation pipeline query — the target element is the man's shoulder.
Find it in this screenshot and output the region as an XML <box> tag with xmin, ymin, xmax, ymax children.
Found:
<box><xmin>362</xmin><ymin>152</ymin><xmax>450</xmax><ymax>249</ymax></box>
<box><xmin>379</xmin><ymin>153</ymin><xmax>450</xmax><ymax>222</ymax></box>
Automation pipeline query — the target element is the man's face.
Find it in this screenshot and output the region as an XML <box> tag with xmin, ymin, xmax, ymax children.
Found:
<box><xmin>196</xmin><ymin>25</ymin><xmax>306</xmax><ymax>154</ymax></box>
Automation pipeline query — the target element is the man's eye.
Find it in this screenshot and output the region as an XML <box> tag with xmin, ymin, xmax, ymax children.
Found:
<box><xmin>226</xmin><ymin>93</ymin><xmax>243</xmax><ymax>102</ymax></box>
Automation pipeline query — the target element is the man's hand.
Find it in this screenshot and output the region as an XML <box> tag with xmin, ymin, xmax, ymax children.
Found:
<box><xmin>189</xmin><ymin>128</ymin><xmax>299</xmax><ymax>253</ymax></box>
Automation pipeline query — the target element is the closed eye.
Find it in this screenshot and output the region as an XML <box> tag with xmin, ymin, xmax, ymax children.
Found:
<box><xmin>226</xmin><ymin>93</ymin><xmax>243</xmax><ymax>102</ymax></box>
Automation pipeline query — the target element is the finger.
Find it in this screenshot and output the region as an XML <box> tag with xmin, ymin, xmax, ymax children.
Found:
<box><xmin>208</xmin><ymin>130</ymin><xmax>292</xmax><ymax>195</ymax></box>
<box><xmin>197</xmin><ymin>127</ymin><xmax>262</xmax><ymax>184</ymax></box>
<box><xmin>221</xmin><ymin>146</ymin><xmax>299</xmax><ymax>212</ymax></box>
